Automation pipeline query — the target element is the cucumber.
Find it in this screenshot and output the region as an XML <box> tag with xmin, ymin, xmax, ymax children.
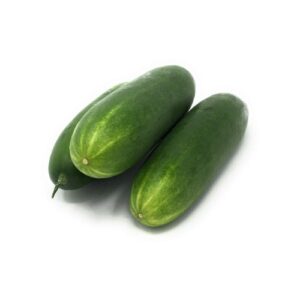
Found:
<box><xmin>70</xmin><ymin>65</ymin><xmax>195</xmax><ymax>178</ymax></box>
<box><xmin>48</xmin><ymin>83</ymin><xmax>123</xmax><ymax>198</ymax></box>
<box><xmin>130</xmin><ymin>93</ymin><xmax>248</xmax><ymax>227</ymax></box>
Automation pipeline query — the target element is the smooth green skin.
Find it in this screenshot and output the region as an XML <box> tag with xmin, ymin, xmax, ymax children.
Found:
<box><xmin>48</xmin><ymin>83</ymin><xmax>123</xmax><ymax>197</ymax></box>
<box><xmin>70</xmin><ymin>65</ymin><xmax>195</xmax><ymax>179</ymax></box>
<box><xmin>130</xmin><ymin>94</ymin><xmax>248</xmax><ymax>227</ymax></box>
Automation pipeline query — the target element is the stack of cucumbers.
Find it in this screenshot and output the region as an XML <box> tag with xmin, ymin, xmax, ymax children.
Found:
<box><xmin>49</xmin><ymin>65</ymin><xmax>248</xmax><ymax>228</ymax></box>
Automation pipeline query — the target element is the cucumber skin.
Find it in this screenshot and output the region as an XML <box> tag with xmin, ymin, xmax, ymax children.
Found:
<box><xmin>70</xmin><ymin>65</ymin><xmax>195</xmax><ymax>179</ymax></box>
<box><xmin>130</xmin><ymin>94</ymin><xmax>248</xmax><ymax>227</ymax></box>
<box><xmin>48</xmin><ymin>83</ymin><xmax>123</xmax><ymax>191</ymax></box>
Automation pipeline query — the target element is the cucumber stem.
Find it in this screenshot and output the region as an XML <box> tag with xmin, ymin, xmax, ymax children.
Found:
<box><xmin>52</xmin><ymin>183</ymin><xmax>60</xmax><ymax>198</ymax></box>
<box><xmin>51</xmin><ymin>173</ymin><xmax>66</xmax><ymax>198</ymax></box>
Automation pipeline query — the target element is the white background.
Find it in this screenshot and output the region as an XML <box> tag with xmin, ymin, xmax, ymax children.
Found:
<box><xmin>0</xmin><ymin>0</ymin><xmax>299</xmax><ymax>299</ymax></box>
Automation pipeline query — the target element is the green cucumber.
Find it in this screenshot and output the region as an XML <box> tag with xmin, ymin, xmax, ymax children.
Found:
<box><xmin>70</xmin><ymin>65</ymin><xmax>195</xmax><ymax>178</ymax></box>
<box><xmin>48</xmin><ymin>83</ymin><xmax>123</xmax><ymax>198</ymax></box>
<box><xmin>130</xmin><ymin>93</ymin><xmax>248</xmax><ymax>227</ymax></box>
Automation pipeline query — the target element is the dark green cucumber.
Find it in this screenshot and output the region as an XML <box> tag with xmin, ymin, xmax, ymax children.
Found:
<box><xmin>70</xmin><ymin>65</ymin><xmax>195</xmax><ymax>178</ymax></box>
<box><xmin>48</xmin><ymin>83</ymin><xmax>123</xmax><ymax>197</ymax></box>
<box><xmin>130</xmin><ymin>93</ymin><xmax>248</xmax><ymax>227</ymax></box>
